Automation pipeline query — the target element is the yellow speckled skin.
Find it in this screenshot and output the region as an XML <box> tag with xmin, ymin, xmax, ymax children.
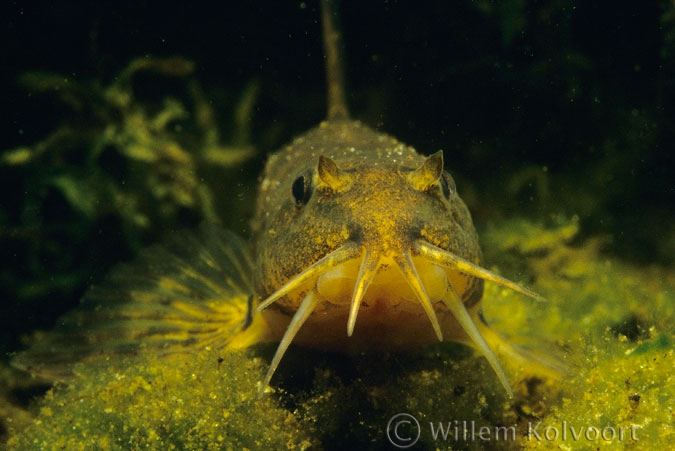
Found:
<box><xmin>251</xmin><ymin>119</ymin><xmax>485</xmax><ymax>351</ymax></box>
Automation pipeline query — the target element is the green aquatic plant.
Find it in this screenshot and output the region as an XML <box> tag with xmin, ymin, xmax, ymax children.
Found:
<box><xmin>0</xmin><ymin>56</ymin><xmax>259</xmax><ymax>354</ymax></box>
<box><xmin>3</xmin><ymin>57</ymin><xmax>256</xmax><ymax>228</ymax></box>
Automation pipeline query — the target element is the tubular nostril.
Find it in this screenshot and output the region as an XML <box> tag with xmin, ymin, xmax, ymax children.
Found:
<box><xmin>346</xmin><ymin>222</ymin><xmax>362</xmax><ymax>242</ymax></box>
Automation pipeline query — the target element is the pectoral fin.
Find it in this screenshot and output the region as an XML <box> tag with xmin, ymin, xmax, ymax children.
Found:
<box><xmin>12</xmin><ymin>223</ymin><xmax>259</xmax><ymax>380</ymax></box>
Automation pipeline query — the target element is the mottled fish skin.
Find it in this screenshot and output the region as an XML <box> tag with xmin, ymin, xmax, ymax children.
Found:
<box><xmin>251</xmin><ymin>120</ymin><xmax>482</xmax><ymax>308</ymax></box>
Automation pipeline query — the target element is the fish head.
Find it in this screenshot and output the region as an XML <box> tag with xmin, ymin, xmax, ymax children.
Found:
<box><xmin>253</xmin><ymin>121</ymin><xmax>486</xmax><ymax>348</ymax></box>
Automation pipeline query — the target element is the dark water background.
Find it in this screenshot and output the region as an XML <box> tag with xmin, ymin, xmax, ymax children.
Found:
<box><xmin>1</xmin><ymin>0</ymin><xmax>672</xmax><ymax>373</ymax></box>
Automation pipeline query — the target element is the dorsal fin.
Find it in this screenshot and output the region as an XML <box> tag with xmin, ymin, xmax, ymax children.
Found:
<box><xmin>321</xmin><ymin>0</ymin><xmax>350</xmax><ymax>120</ymax></box>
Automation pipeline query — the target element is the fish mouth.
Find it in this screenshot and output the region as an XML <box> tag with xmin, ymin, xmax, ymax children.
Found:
<box><xmin>256</xmin><ymin>240</ymin><xmax>543</xmax><ymax>395</ymax></box>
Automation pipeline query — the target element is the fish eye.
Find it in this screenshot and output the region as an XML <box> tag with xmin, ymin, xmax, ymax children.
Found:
<box><xmin>440</xmin><ymin>171</ymin><xmax>456</xmax><ymax>200</ymax></box>
<box><xmin>291</xmin><ymin>172</ymin><xmax>313</xmax><ymax>206</ymax></box>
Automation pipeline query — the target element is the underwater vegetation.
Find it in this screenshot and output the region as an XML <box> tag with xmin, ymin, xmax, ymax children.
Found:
<box><xmin>2</xmin><ymin>56</ymin><xmax>256</xmax><ymax>226</ymax></box>
<box><xmin>1</xmin><ymin>0</ymin><xmax>673</xmax><ymax>450</ymax></box>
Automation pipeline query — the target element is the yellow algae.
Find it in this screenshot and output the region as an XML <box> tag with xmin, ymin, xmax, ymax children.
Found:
<box><xmin>522</xmin><ymin>336</ymin><xmax>674</xmax><ymax>449</ymax></box>
<box><xmin>6</xmin><ymin>349</ymin><xmax>316</xmax><ymax>450</ymax></box>
<box><xmin>481</xmin><ymin>217</ymin><xmax>675</xmax><ymax>450</ymax></box>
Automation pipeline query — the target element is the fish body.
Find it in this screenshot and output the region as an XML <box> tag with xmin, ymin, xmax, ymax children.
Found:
<box><xmin>244</xmin><ymin>115</ymin><xmax>548</xmax><ymax>394</ymax></box>
<box><xmin>252</xmin><ymin>120</ymin><xmax>484</xmax><ymax>352</ymax></box>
